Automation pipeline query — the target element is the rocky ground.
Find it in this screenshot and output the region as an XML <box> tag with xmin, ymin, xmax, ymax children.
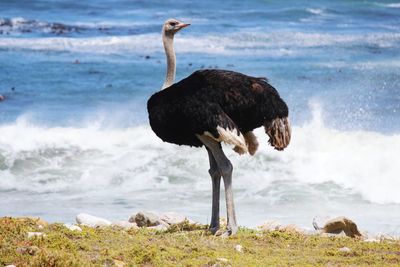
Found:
<box><xmin>1</xmin><ymin>212</ymin><xmax>400</xmax><ymax>266</ymax></box>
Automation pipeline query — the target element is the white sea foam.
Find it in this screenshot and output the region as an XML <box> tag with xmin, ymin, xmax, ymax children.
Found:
<box><xmin>0</xmin><ymin>103</ymin><xmax>399</xmax><ymax>205</ymax></box>
<box><xmin>306</xmin><ymin>8</ymin><xmax>324</xmax><ymax>15</ymax></box>
<box><xmin>381</xmin><ymin>3</ymin><xmax>400</xmax><ymax>8</ymax></box>
<box><xmin>1</xmin><ymin>32</ymin><xmax>399</xmax><ymax>55</ymax></box>
<box><xmin>316</xmin><ymin>60</ymin><xmax>400</xmax><ymax>69</ymax></box>
<box><xmin>1</xmin><ymin>104</ymin><xmax>400</xmax><ymax>231</ymax></box>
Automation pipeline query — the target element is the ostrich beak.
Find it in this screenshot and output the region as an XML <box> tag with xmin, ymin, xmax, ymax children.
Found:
<box><xmin>177</xmin><ymin>23</ymin><xmax>191</xmax><ymax>29</ymax></box>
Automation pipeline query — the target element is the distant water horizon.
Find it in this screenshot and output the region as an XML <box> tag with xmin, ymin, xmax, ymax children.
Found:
<box><xmin>0</xmin><ymin>0</ymin><xmax>399</xmax><ymax>235</ymax></box>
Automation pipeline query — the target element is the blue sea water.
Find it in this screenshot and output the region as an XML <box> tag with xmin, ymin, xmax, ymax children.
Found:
<box><xmin>0</xmin><ymin>0</ymin><xmax>400</xmax><ymax>234</ymax></box>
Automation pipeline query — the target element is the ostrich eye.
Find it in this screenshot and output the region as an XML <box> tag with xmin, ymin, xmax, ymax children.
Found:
<box><xmin>169</xmin><ymin>22</ymin><xmax>177</xmax><ymax>26</ymax></box>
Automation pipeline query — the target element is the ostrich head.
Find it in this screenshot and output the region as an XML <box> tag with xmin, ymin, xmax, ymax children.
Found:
<box><xmin>161</xmin><ymin>19</ymin><xmax>190</xmax><ymax>89</ymax></box>
<box><xmin>162</xmin><ymin>18</ymin><xmax>190</xmax><ymax>37</ymax></box>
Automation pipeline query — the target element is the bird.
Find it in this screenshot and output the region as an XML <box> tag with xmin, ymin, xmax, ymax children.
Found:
<box><xmin>147</xmin><ymin>19</ymin><xmax>291</xmax><ymax>236</ymax></box>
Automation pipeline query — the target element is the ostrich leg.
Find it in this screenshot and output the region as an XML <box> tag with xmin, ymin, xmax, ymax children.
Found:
<box><xmin>207</xmin><ymin>148</ymin><xmax>221</xmax><ymax>234</ymax></box>
<box><xmin>198</xmin><ymin>135</ymin><xmax>238</xmax><ymax>236</ymax></box>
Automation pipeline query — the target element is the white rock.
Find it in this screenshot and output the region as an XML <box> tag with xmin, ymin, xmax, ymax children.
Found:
<box><xmin>131</xmin><ymin>211</ymin><xmax>162</xmax><ymax>227</ymax></box>
<box><xmin>363</xmin><ymin>238</ymin><xmax>379</xmax><ymax>243</ymax></box>
<box><xmin>4</xmin><ymin>265</ymin><xmax>16</xmax><ymax>267</ymax></box>
<box><xmin>235</xmin><ymin>244</ymin><xmax>243</xmax><ymax>253</ymax></box>
<box><xmin>27</xmin><ymin>232</ymin><xmax>45</xmax><ymax>238</ymax></box>
<box><xmin>376</xmin><ymin>234</ymin><xmax>397</xmax><ymax>241</ymax></box>
<box><xmin>64</xmin><ymin>224</ymin><xmax>82</xmax><ymax>232</ymax></box>
<box><xmin>338</xmin><ymin>247</ymin><xmax>351</xmax><ymax>253</ymax></box>
<box><xmin>336</xmin><ymin>231</ymin><xmax>348</xmax><ymax>237</ymax></box>
<box><xmin>76</xmin><ymin>213</ymin><xmax>111</xmax><ymax>227</ymax></box>
<box><xmin>216</xmin><ymin>257</ymin><xmax>229</xmax><ymax>263</ymax></box>
<box><xmin>111</xmin><ymin>221</ymin><xmax>139</xmax><ymax>230</ymax></box>
<box><xmin>160</xmin><ymin>212</ymin><xmax>188</xmax><ymax>225</ymax></box>
<box><xmin>148</xmin><ymin>223</ymin><xmax>169</xmax><ymax>231</ymax></box>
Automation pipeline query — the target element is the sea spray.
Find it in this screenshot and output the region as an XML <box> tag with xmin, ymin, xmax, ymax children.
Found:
<box><xmin>1</xmin><ymin>103</ymin><xmax>400</xmax><ymax>233</ymax></box>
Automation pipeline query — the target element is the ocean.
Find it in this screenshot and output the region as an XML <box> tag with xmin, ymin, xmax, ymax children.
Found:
<box><xmin>0</xmin><ymin>0</ymin><xmax>399</xmax><ymax>235</ymax></box>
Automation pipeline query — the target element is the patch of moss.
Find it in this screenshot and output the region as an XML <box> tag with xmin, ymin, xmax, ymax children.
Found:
<box><xmin>165</xmin><ymin>219</ymin><xmax>208</xmax><ymax>233</ymax></box>
<box><xmin>1</xmin><ymin>217</ymin><xmax>400</xmax><ymax>266</ymax></box>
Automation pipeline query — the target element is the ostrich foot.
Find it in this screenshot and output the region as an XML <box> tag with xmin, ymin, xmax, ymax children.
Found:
<box><xmin>214</xmin><ymin>226</ymin><xmax>237</xmax><ymax>237</ymax></box>
<box><xmin>209</xmin><ymin>226</ymin><xmax>220</xmax><ymax>235</ymax></box>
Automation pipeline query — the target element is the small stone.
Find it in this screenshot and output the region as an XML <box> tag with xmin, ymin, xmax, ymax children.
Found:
<box><xmin>64</xmin><ymin>224</ymin><xmax>82</xmax><ymax>231</ymax></box>
<box><xmin>337</xmin><ymin>231</ymin><xmax>349</xmax><ymax>237</ymax></box>
<box><xmin>363</xmin><ymin>238</ymin><xmax>379</xmax><ymax>243</ymax></box>
<box><xmin>27</xmin><ymin>232</ymin><xmax>45</xmax><ymax>238</ymax></box>
<box><xmin>160</xmin><ymin>212</ymin><xmax>188</xmax><ymax>225</ymax></box>
<box><xmin>338</xmin><ymin>247</ymin><xmax>351</xmax><ymax>253</ymax></box>
<box><xmin>235</xmin><ymin>244</ymin><xmax>243</xmax><ymax>253</ymax></box>
<box><xmin>16</xmin><ymin>246</ymin><xmax>40</xmax><ymax>255</ymax></box>
<box><xmin>377</xmin><ymin>234</ymin><xmax>396</xmax><ymax>241</ymax></box>
<box><xmin>0</xmin><ymin>95</ymin><xmax>5</xmax><ymax>101</ymax></box>
<box><xmin>111</xmin><ymin>221</ymin><xmax>139</xmax><ymax>230</ymax></box>
<box><xmin>131</xmin><ymin>211</ymin><xmax>162</xmax><ymax>227</ymax></box>
<box><xmin>76</xmin><ymin>213</ymin><xmax>111</xmax><ymax>228</ymax></box>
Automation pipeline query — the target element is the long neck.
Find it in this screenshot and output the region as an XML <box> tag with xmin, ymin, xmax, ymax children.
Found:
<box><xmin>162</xmin><ymin>33</ymin><xmax>176</xmax><ymax>90</ymax></box>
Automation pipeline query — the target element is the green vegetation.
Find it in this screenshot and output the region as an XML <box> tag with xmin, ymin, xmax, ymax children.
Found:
<box><xmin>1</xmin><ymin>217</ymin><xmax>399</xmax><ymax>266</ymax></box>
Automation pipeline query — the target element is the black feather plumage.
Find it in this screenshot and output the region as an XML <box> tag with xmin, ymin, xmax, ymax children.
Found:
<box><xmin>147</xmin><ymin>69</ymin><xmax>289</xmax><ymax>149</ymax></box>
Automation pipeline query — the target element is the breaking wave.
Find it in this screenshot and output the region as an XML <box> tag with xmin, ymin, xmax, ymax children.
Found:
<box><xmin>306</xmin><ymin>8</ymin><xmax>324</xmax><ymax>15</ymax></box>
<box><xmin>378</xmin><ymin>3</ymin><xmax>400</xmax><ymax>8</ymax></box>
<box><xmin>0</xmin><ymin>17</ymin><xmax>155</xmax><ymax>37</ymax></box>
<box><xmin>1</xmin><ymin>103</ymin><xmax>399</xmax><ymax>206</ymax></box>
<box><xmin>0</xmin><ymin>31</ymin><xmax>399</xmax><ymax>55</ymax></box>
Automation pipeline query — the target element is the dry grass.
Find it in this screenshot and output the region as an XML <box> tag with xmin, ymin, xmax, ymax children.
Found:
<box><xmin>1</xmin><ymin>217</ymin><xmax>399</xmax><ymax>266</ymax></box>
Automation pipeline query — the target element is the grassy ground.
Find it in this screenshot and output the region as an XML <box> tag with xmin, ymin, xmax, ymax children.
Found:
<box><xmin>1</xmin><ymin>217</ymin><xmax>399</xmax><ymax>266</ymax></box>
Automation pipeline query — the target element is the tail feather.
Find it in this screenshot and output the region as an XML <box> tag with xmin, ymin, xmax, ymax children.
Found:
<box><xmin>264</xmin><ymin>117</ymin><xmax>291</xmax><ymax>151</ymax></box>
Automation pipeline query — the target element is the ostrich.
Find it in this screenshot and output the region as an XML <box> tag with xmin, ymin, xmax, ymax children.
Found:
<box><xmin>147</xmin><ymin>19</ymin><xmax>291</xmax><ymax>236</ymax></box>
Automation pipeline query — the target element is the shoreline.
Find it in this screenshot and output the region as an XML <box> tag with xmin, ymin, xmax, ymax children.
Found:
<box><xmin>2</xmin><ymin>210</ymin><xmax>399</xmax><ymax>239</ymax></box>
<box><xmin>1</xmin><ymin>214</ymin><xmax>400</xmax><ymax>266</ymax></box>
<box><xmin>2</xmin><ymin>210</ymin><xmax>400</xmax><ymax>239</ymax></box>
